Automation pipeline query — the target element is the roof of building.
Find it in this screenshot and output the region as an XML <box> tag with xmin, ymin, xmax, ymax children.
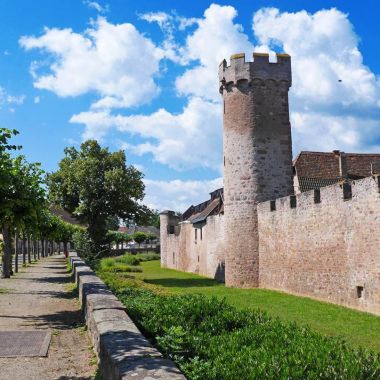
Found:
<box><xmin>117</xmin><ymin>226</ymin><xmax>159</xmax><ymax>236</ymax></box>
<box><xmin>181</xmin><ymin>150</ymin><xmax>380</xmax><ymax>220</ymax></box>
<box><xmin>183</xmin><ymin>188</ymin><xmax>224</xmax><ymax>223</ymax></box>
<box><xmin>294</xmin><ymin>151</ymin><xmax>380</xmax><ymax>179</ymax></box>
<box><xmin>50</xmin><ymin>205</ymin><xmax>82</xmax><ymax>225</ymax></box>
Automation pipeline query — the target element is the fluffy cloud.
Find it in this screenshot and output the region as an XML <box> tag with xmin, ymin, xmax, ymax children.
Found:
<box><xmin>252</xmin><ymin>8</ymin><xmax>380</xmax><ymax>153</ymax></box>
<box><xmin>71</xmin><ymin>96</ymin><xmax>222</xmax><ymax>171</ymax></box>
<box><xmin>143</xmin><ymin>177</ymin><xmax>223</xmax><ymax>212</ymax></box>
<box><xmin>20</xmin><ymin>18</ymin><xmax>163</xmax><ymax>109</ymax></box>
<box><xmin>176</xmin><ymin>4</ymin><xmax>255</xmax><ymax>101</ymax></box>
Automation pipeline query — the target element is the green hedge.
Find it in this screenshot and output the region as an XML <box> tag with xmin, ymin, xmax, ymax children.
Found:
<box><xmin>116</xmin><ymin>252</ymin><xmax>160</xmax><ymax>266</ymax></box>
<box><xmin>103</xmin><ymin>284</ymin><xmax>380</xmax><ymax>380</ymax></box>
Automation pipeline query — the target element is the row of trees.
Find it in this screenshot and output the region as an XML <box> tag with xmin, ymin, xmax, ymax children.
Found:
<box><xmin>1</xmin><ymin>129</ymin><xmax>155</xmax><ymax>273</ymax></box>
<box><xmin>107</xmin><ymin>231</ymin><xmax>158</xmax><ymax>249</ymax></box>
<box><xmin>0</xmin><ymin>128</ymin><xmax>81</xmax><ymax>278</ymax></box>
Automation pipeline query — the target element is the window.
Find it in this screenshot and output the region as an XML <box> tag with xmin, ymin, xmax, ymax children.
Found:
<box><xmin>342</xmin><ymin>182</ymin><xmax>352</xmax><ymax>200</ymax></box>
<box><xmin>200</xmin><ymin>228</ymin><xmax>203</xmax><ymax>240</ymax></box>
<box><xmin>195</xmin><ymin>228</ymin><xmax>197</xmax><ymax>241</ymax></box>
<box><xmin>168</xmin><ymin>225</ymin><xmax>175</xmax><ymax>234</ymax></box>
<box><xmin>314</xmin><ymin>189</ymin><xmax>321</xmax><ymax>204</ymax></box>
<box><xmin>290</xmin><ymin>195</ymin><xmax>297</xmax><ymax>209</ymax></box>
<box><xmin>270</xmin><ymin>200</ymin><xmax>276</xmax><ymax>211</ymax></box>
<box><xmin>357</xmin><ymin>286</ymin><xmax>364</xmax><ymax>299</ymax></box>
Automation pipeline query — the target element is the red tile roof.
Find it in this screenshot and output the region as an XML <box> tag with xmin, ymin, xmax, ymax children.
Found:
<box><xmin>294</xmin><ymin>151</ymin><xmax>380</xmax><ymax>179</ymax></box>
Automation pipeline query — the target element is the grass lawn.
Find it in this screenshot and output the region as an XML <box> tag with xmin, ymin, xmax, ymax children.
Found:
<box><xmin>115</xmin><ymin>260</ymin><xmax>380</xmax><ymax>351</ymax></box>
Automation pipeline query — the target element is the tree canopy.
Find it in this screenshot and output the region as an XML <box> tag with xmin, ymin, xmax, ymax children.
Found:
<box><xmin>47</xmin><ymin>140</ymin><xmax>148</xmax><ymax>254</ymax></box>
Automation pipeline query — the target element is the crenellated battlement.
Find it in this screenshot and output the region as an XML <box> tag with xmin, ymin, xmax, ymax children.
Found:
<box><xmin>258</xmin><ymin>175</ymin><xmax>380</xmax><ymax>215</ymax></box>
<box><xmin>219</xmin><ymin>52</ymin><xmax>291</xmax><ymax>93</ymax></box>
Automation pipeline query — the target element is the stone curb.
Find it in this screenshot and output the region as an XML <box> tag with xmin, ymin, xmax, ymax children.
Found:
<box><xmin>69</xmin><ymin>253</ymin><xmax>186</xmax><ymax>380</ymax></box>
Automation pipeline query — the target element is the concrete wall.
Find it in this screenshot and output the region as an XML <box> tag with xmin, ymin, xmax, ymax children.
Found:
<box><xmin>258</xmin><ymin>176</ymin><xmax>380</xmax><ymax>315</ymax></box>
<box><xmin>163</xmin><ymin>214</ymin><xmax>225</xmax><ymax>281</ymax></box>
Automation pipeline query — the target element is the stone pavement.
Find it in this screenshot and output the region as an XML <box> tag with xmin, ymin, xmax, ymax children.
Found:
<box><xmin>0</xmin><ymin>255</ymin><xmax>97</xmax><ymax>380</ymax></box>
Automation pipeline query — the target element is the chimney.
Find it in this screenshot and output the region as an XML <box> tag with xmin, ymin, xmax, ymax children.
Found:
<box><xmin>338</xmin><ymin>151</ymin><xmax>347</xmax><ymax>178</ymax></box>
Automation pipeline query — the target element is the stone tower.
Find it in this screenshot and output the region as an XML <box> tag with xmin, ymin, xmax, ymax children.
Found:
<box><xmin>219</xmin><ymin>52</ymin><xmax>293</xmax><ymax>287</ymax></box>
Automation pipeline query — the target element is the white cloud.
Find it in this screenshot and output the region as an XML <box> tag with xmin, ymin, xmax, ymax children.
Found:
<box><xmin>291</xmin><ymin>112</ymin><xmax>380</xmax><ymax>153</ymax></box>
<box><xmin>71</xmin><ymin>96</ymin><xmax>222</xmax><ymax>171</ymax></box>
<box><xmin>252</xmin><ymin>7</ymin><xmax>380</xmax><ymax>153</ymax></box>
<box><xmin>84</xmin><ymin>1</ymin><xmax>108</xmax><ymax>13</ymax></box>
<box><xmin>176</xmin><ymin>4</ymin><xmax>255</xmax><ymax>101</ymax></box>
<box><xmin>20</xmin><ymin>18</ymin><xmax>163</xmax><ymax>109</ymax></box>
<box><xmin>0</xmin><ymin>86</ymin><xmax>25</xmax><ymax>109</ymax></box>
<box><xmin>143</xmin><ymin>177</ymin><xmax>223</xmax><ymax>212</ymax></box>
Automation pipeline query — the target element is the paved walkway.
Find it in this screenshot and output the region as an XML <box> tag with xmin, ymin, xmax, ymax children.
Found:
<box><xmin>0</xmin><ymin>255</ymin><xmax>97</xmax><ymax>380</ymax></box>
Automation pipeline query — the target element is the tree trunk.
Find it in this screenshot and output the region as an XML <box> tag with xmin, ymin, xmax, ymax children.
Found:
<box><xmin>33</xmin><ymin>240</ymin><xmax>37</xmax><ymax>261</ymax></box>
<box><xmin>41</xmin><ymin>239</ymin><xmax>45</xmax><ymax>257</ymax></box>
<box><xmin>1</xmin><ymin>226</ymin><xmax>12</xmax><ymax>278</ymax></box>
<box><xmin>15</xmin><ymin>231</ymin><xmax>19</xmax><ymax>273</ymax></box>
<box><xmin>22</xmin><ymin>235</ymin><xmax>26</xmax><ymax>265</ymax></box>
<box><xmin>27</xmin><ymin>235</ymin><xmax>31</xmax><ymax>264</ymax></box>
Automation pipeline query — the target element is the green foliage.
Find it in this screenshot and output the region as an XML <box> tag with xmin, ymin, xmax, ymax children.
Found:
<box><xmin>72</xmin><ymin>228</ymin><xmax>100</xmax><ymax>261</ymax></box>
<box><xmin>98</xmin><ymin>253</ymin><xmax>160</xmax><ymax>273</ymax></box>
<box><xmin>47</xmin><ymin>140</ymin><xmax>147</xmax><ymax>254</ymax></box>
<box><xmin>99</xmin><ymin>257</ymin><xmax>142</xmax><ymax>273</ymax></box>
<box><xmin>132</xmin><ymin>231</ymin><xmax>147</xmax><ymax>246</ymax></box>
<box><xmin>116</xmin><ymin>254</ymin><xmax>140</xmax><ymax>266</ymax></box>
<box><xmin>134</xmin><ymin>252</ymin><xmax>160</xmax><ymax>262</ymax></box>
<box><xmin>146</xmin><ymin>210</ymin><xmax>160</xmax><ymax>229</ymax></box>
<box><xmin>105</xmin><ymin>252</ymin><xmax>160</xmax><ymax>267</ymax></box>
<box><xmin>100</xmin><ymin>282</ymin><xmax>380</xmax><ymax>380</ymax></box>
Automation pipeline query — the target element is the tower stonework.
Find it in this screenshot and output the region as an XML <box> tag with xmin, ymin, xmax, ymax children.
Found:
<box><xmin>219</xmin><ymin>52</ymin><xmax>293</xmax><ymax>287</ymax></box>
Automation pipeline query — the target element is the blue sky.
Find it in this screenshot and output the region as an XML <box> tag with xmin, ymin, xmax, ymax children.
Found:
<box><xmin>0</xmin><ymin>0</ymin><xmax>379</xmax><ymax>211</ymax></box>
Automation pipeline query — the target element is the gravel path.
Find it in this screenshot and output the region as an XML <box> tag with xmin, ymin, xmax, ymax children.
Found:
<box><xmin>0</xmin><ymin>254</ymin><xmax>97</xmax><ymax>380</ymax></box>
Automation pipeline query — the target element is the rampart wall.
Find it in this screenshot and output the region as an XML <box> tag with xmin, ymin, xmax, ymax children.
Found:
<box><xmin>257</xmin><ymin>176</ymin><xmax>380</xmax><ymax>314</ymax></box>
<box><xmin>164</xmin><ymin>214</ymin><xmax>225</xmax><ymax>281</ymax></box>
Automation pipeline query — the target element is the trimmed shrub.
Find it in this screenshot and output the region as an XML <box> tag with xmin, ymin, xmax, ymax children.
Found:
<box><xmin>101</xmin><ymin>282</ymin><xmax>380</xmax><ymax>380</ymax></box>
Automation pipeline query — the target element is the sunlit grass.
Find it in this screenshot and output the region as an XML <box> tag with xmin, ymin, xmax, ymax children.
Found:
<box><xmin>97</xmin><ymin>258</ymin><xmax>380</xmax><ymax>351</ymax></box>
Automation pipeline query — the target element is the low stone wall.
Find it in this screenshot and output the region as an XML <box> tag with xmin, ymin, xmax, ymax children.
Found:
<box><xmin>68</xmin><ymin>253</ymin><xmax>185</xmax><ymax>380</ymax></box>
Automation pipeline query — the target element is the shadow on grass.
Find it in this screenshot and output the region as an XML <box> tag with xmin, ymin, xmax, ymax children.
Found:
<box><xmin>144</xmin><ymin>277</ymin><xmax>218</xmax><ymax>288</ymax></box>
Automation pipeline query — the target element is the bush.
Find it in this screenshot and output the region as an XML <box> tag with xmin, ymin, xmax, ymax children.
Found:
<box><xmin>99</xmin><ymin>258</ymin><xmax>142</xmax><ymax>273</ymax></box>
<box><xmin>101</xmin><ymin>282</ymin><xmax>380</xmax><ymax>380</ymax></box>
<box><xmin>135</xmin><ymin>252</ymin><xmax>160</xmax><ymax>262</ymax></box>
<box><xmin>116</xmin><ymin>254</ymin><xmax>141</xmax><ymax>266</ymax></box>
<box><xmin>115</xmin><ymin>252</ymin><xmax>160</xmax><ymax>266</ymax></box>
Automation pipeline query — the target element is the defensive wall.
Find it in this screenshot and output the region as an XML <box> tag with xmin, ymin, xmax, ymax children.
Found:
<box><xmin>161</xmin><ymin>175</ymin><xmax>380</xmax><ymax>315</ymax></box>
<box><xmin>160</xmin><ymin>51</ymin><xmax>380</xmax><ymax>315</ymax></box>
<box><xmin>160</xmin><ymin>212</ymin><xmax>225</xmax><ymax>281</ymax></box>
<box><xmin>258</xmin><ymin>175</ymin><xmax>380</xmax><ymax>315</ymax></box>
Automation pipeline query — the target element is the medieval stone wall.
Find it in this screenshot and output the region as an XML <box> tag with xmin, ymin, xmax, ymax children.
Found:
<box><xmin>258</xmin><ymin>176</ymin><xmax>380</xmax><ymax>315</ymax></box>
<box><xmin>220</xmin><ymin>53</ymin><xmax>293</xmax><ymax>288</ymax></box>
<box><xmin>163</xmin><ymin>215</ymin><xmax>225</xmax><ymax>281</ymax></box>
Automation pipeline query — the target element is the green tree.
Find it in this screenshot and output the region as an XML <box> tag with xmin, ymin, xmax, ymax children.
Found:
<box><xmin>133</xmin><ymin>231</ymin><xmax>147</xmax><ymax>248</ymax></box>
<box><xmin>0</xmin><ymin>151</ymin><xmax>45</xmax><ymax>277</ymax></box>
<box><xmin>47</xmin><ymin>140</ymin><xmax>146</xmax><ymax>257</ymax></box>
